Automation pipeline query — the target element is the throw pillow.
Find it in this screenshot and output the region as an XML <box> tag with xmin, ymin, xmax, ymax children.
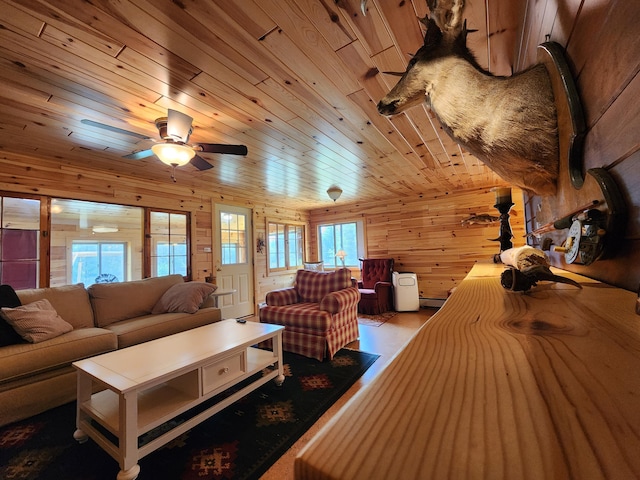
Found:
<box><xmin>0</xmin><ymin>284</ymin><xmax>25</xmax><ymax>346</ymax></box>
<box><xmin>152</xmin><ymin>282</ymin><xmax>218</xmax><ymax>314</ymax></box>
<box><xmin>0</xmin><ymin>298</ymin><xmax>73</xmax><ymax>343</ymax></box>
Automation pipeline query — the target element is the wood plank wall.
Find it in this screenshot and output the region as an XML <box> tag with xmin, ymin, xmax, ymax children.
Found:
<box><xmin>518</xmin><ymin>0</ymin><xmax>640</xmax><ymax>292</ymax></box>
<box><xmin>308</xmin><ymin>187</ymin><xmax>526</xmax><ymax>300</ymax></box>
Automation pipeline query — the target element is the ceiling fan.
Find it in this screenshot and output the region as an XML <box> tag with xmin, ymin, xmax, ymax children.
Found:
<box><xmin>83</xmin><ymin>109</ymin><xmax>247</xmax><ymax>179</ymax></box>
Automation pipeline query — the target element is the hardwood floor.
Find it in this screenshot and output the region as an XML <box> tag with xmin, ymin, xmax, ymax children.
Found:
<box><xmin>258</xmin><ymin>309</ymin><xmax>438</xmax><ymax>479</ymax></box>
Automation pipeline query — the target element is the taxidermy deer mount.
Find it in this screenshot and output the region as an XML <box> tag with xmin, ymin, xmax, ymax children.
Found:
<box><xmin>375</xmin><ymin>0</ymin><xmax>559</xmax><ymax>196</ymax></box>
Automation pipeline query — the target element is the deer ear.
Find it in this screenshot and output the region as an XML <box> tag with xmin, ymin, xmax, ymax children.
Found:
<box><xmin>423</xmin><ymin>17</ymin><xmax>443</xmax><ymax>47</ymax></box>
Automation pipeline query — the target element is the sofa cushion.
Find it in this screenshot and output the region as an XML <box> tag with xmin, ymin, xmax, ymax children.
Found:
<box><xmin>0</xmin><ymin>285</ymin><xmax>24</xmax><ymax>347</ymax></box>
<box><xmin>0</xmin><ymin>327</ymin><xmax>117</xmax><ymax>384</ymax></box>
<box><xmin>16</xmin><ymin>283</ymin><xmax>94</xmax><ymax>330</ymax></box>
<box><xmin>1</xmin><ymin>299</ymin><xmax>73</xmax><ymax>343</ymax></box>
<box><xmin>89</xmin><ymin>274</ymin><xmax>184</xmax><ymax>327</ymax></box>
<box><xmin>104</xmin><ymin>308</ymin><xmax>222</xmax><ymax>349</ymax></box>
<box><xmin>296</xmin><ymin>268</ymin><xmax>352</xmax><ymax>303</ymax></box>
<box><xmin>260</xmin><ymin>303</ymin><xmax>332</xmax><ymax>333</ymax></box>
<box><xmin>152</xmin><ymin>282</ymin><xmax>218</xmax><ymax>314</ymax></box>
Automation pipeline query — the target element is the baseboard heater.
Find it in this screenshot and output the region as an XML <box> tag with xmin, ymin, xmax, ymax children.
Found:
<box><xmin>419</xmin><ymin>297</ymin><xmax>446</xmax><ymax>308</ymax></box>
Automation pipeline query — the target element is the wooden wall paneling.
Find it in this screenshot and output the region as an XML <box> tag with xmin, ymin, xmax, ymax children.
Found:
<box><xmin>487</xmin><ymin>0</ymin><xmax>527</xmax><ymax>76</ymax></box>
<box><xmin>253</xmin><ymin>204</ymin><xmax>310</xmax><ymax>306</ymax></box>
<box><xmin>374</xmin><ymin>0</ymin><xmax>426</xmax><ymax>65</ymax></box>
<box><xmin>582</xmin><ymin>73</ymin><xmax>640</xmax><ymax>172</ymax></box>
<box><xmin>571</xmin><ymin>0</ymin><xmax>640</xmax><ymax>128</ymax></box>
<box><xmin>547</xmin><ymin>0</ymin><xmax>583</xmax><ymax>49</ymax></box>
<box><xmin>460</xmin><ymin>0</ymin><xmax>491</xmax><ymax>71</ymax></box>
<box><xmin>611</xmin><ymin>151</ymin><xmax>640</xmax><ymax>240</ymax></box>
<box><xmin>562</xmin><ymin>0</ymin><xmax>611</xmax><ymax>76</ymax></box>
<box><xmin>518</xmin><ymin>0</ymin><xmax>551</xmax><ymax>69</ymax></box>
<box><xmin>309</xmin><ymin>187</ymin><xmax>525</xmax><ymax>299</ymax></box>
<box><xmin>520</xmin><ymin>0</ymin><xmax>640</xmax><ymax>292</ymax></box>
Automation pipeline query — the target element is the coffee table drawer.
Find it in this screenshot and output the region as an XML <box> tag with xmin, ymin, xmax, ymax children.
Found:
<box><xmin>202</xmin><ymin>351</ymin><xmax>246</xmax><ymax>394</ymax></box>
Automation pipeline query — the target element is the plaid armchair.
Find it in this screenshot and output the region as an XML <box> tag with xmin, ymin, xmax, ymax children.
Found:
<box><xmin>259</xmin><ymin>268</ymin><xmax>360</xmax><ymax>361</ymax></box>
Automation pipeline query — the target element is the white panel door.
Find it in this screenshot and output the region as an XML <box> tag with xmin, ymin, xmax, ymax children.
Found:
<box><xmin>214</xmin><ymin>204</ymin><xmax>254</xmax><ymax>318</ymax></box>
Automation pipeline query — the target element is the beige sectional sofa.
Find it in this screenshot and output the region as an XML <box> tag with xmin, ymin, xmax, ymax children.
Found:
<box><xmin>0</xmin><ymin>274</ymin><xmax>222</xmax><ymax>427</ymax></box>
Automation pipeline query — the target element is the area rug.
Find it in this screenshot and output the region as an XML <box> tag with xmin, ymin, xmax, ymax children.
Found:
<box><xmin>0</xmin><ymin>348</ymin><xmax>378</xmax><ymax>480</ymax></box>
<box><xmin>357</xmin><ymin>311</ymin><xmax>398</xmax><ymax>327</ymax></box>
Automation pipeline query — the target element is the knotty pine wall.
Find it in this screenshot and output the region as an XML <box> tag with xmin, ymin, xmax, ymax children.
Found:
<box><xmin>518</xmin><ymin>0</ymin><xmax>640</xmax><ymax>292</ymax></box>
<box><xmin>308</xmin><ymin>187</ymin><xmax>526</xmax><ymax>300</ymax></box>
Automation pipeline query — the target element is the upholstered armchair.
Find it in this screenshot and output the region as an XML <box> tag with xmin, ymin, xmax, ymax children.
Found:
<box><xmin>357</xmin><ymin>258</ymin><xmax>394</xmax><ymax>315</ymax></box>
<box><xmin>259</xmin><ymin>268</ymin><xmax>360</xmax><ymax>361</ymax></box>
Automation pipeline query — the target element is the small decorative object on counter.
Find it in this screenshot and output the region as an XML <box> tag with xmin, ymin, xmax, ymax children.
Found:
<box><xmin>491</xmin><ymin>187</ymin><xmax>515</xmax><ymax>254</ymax></box>
<box><xmin>499</xmin><ymin>246</ymin><xmax>582</xmax><ymax>292</ymax></box>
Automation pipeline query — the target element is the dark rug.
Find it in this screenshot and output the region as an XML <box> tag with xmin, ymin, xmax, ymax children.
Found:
<box><xmin>0</xmin><ymin>348</ymin><xmax>378</xmax><ymax>480</ymax></box>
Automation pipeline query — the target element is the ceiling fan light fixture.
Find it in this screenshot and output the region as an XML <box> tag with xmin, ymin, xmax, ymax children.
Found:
<box><xmin>151</xmin><ymin>142</ymin><xmax>195</xmax><ymax>167</ymax></box>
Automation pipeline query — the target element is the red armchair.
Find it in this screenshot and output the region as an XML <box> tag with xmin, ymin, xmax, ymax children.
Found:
<box><xmin>358</xmin><ymin>258</ymin><xmax>394</xmax><ymax>315</ymax></box>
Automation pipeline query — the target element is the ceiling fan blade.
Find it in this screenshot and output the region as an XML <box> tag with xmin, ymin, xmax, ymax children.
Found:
<box><xmin>167</xmin><ymin>109</ymin><xmax>193</xmax><ymax>143</ymax></box>
<box><xmin>80</xmin><ymin>119</ymin><xmax>151</xmax><ymax>139</ymax></box>
<box><xmin>196</xmin><ymin>143</ymin><xmax>248</xmax><ymax>155</ymax></box>
<box><xmin>123</xmin><ymin>149</ymin><xmax>154</xmax><ymax>160</ymax></box>
<box><xmin>190</xmin><ymin>154</ymin><xmax>214</xmax><ymax>171</ymax></box>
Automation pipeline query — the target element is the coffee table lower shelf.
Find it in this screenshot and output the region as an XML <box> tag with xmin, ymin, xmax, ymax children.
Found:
<box><xmin>72</xmin><ymin>320</ymin><xmax>284</xmax><ymax>480</ymax></box>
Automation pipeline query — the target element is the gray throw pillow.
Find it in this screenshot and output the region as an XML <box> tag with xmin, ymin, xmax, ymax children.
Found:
<box><xmin>1</xmin><ymin>298</ymin><xmax>73</xmax><ymax>343</ymax></box>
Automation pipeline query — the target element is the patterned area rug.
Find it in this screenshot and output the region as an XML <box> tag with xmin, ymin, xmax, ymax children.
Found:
<box><xmin>0</xmin><ymin>349</ymin><xmax>378</xmax><ymax>480</ymax></box>
<box><xmin>357</xmin><ymin>311</ymin><xmax>398</xmax><ymax>327</ymax></box>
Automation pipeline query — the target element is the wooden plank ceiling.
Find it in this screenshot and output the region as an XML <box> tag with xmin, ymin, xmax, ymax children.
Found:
<box><xmin>0</xmin><ymin>0</ymin><xmax>523</xmax><ymax>209</ymax></box>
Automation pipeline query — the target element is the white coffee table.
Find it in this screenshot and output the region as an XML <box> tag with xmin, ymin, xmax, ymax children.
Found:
<box><xmin>72</xmin><ymin>319</ymin><xmax>285</xmax><ymax>480</ymax></box>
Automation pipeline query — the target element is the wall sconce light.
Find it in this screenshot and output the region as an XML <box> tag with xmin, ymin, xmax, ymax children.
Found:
<box><xmin>335</xmin><ymin>250</ymin><xmax>347</xmax><ymax>267</ymax></box>
<box><xmin>327</xmin><ymin>186</ymin><xmax>342</xmax><ymax>202</ymax></box>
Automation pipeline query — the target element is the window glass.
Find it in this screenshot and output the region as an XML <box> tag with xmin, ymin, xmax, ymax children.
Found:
<box><xmin>318</xmin><ymin>221</ymin><xmax>364</xmax><ymax>268</ymax></box>
<box><xmin>71</xmin><ymin>242</ymin><xmax>125</xmax><ymax>284</ymax></box>
<box><xmin>50</xmin><ymin>199</ymin><xmax>142</xmax><ymax>286</ymax></box>
<box><xmin>150</xmin><ymin>211</ymin><xmax>188</xmax><ymax>276</ymax></box>
<box><xmin>220</xmin><ymin>212</ymin><xmax>247</xmax><ymax>265</ymax></box>
<box><xmin>268</xmin><ymin>221</ymin><xmax>304</xmax><ymax>272</ymax></box>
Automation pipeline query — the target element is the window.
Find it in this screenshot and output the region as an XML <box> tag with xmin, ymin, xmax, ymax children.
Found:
<box><xmin>50</xmin><ymin>199</ymin><xmax>143</xmax><ymax>286</ymax></box>
<box><xmin>318</xmin><ymin>221</ymin><xmax>364</xmax><ymax>268</ymax></box>
<box><xmin>220</xmin><ymin>212</ymin><xmax>247</xmax><ymax>265</ymax></box>
<box><xmin>0</xmin><ymin>196</ymin><xmax>40</xmax><ymax>289</ymax></box>
<box><xmin>268</xmin><ymin>222</ymin><xmax>304</xmax><ymax>272</ymax></box>
<box><xmin>150</xmin><ymin>211</ymin><xmax>188</xmax><ymax>276</ymax></box>
<box><xmin>71</xmin><ymin>242</ymin><xmax>126</xmax><ymax>284</ymax></box>
<box><xmin>47</xmin><ymin>199</ymin><xmax>190</xmax><ymax>286</ymax></box>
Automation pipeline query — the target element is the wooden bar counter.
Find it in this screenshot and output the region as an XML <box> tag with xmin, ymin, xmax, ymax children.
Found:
<box><xmin>295</xmin><ymin>262</ymin><xmax>640</xmax><ymax>479</ymax></box>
